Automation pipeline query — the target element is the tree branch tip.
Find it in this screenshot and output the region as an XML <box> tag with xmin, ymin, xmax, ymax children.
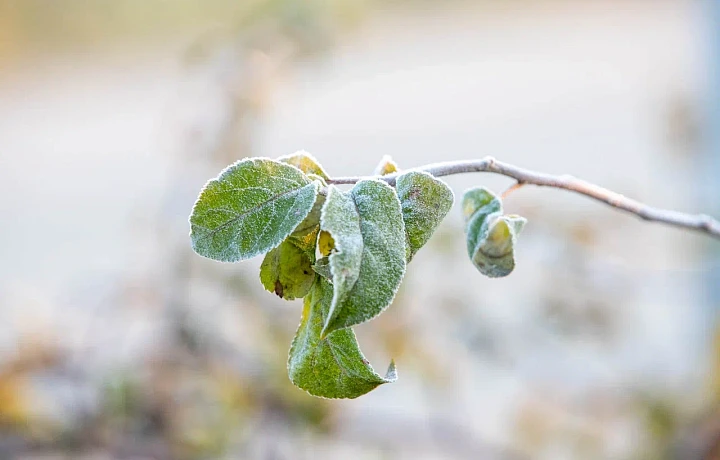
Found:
<box><xmin>699</xmin><ymin>215</ymin><xmax>717</xmax><ymax>231</ymax></box>
<box><xmin>322</xmin><ymin>157</ymin><xmax>719</xmax><ymax>241</ymax></box>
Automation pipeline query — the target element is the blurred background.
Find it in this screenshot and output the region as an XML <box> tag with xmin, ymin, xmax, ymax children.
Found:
<box><xmin>1</xmin><ymin>0</ymin><xmax>719</xmax><ymax>458</ymax></box>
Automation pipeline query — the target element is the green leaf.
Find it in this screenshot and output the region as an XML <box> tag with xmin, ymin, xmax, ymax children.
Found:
<box><xmin>312</xmin><ymin>257</ymin><xmax>332</xmax><ymax>281</ymax></box>
<box><xmin>288</xmin><ymin>277</ymin><xmax>397</xmax><ymax>399</ymax></box>
<box><xmin>286</xmin><ymin>193</ymin><xmax>326</xmax><ymax>257</ymax></box>
<box><xmin>190</xmin><ymin>158</ymin><xmax>319</xmax><ymax>262</ymax></box>
<box><xmin>278</xmin><ymin>151</ymin><xmax>330</xmax><ymax>181</ymax></box>
<box><xmin>258</xmin><ymin>192</ymin><xmax>326</xmax><ymax>300</ymax></box>
<box><xmin>320</xmin><ymin>180</ymin><xmax>406</xmax><ymax>337</ymax></box>
<box><xmin>373</xmin><ymin>155</ymin><xmax>400</xmax><ymax>176</ymax></box>
<box><xmin>396</xmin><ymin>171</ymin><xmax>454</xmax><ymax>262</ymax></box>
<box><xmin>319</xmin><ymin>186</ymin><xmax>363</xmax><ymax>331</ymax></box>
<box><xmin>260</xmin><ymin>241</ymin><xmax>315</xmax><ymax>300</ymax></box>
<box><xmin>462</xmin><ymin>187</ymin><xmax>526</xmax><ymax>278</ymax></box>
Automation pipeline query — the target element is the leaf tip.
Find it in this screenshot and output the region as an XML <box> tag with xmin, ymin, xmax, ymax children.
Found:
<box><xmin>385</xmin><ymin>359</ymin><xmax>398</xmax><ymax>382</ymax></box>
<box><xmin>505</xmin><ymin>214</ymin><xmax>528</xmax><ymax>235</ymax></box>
<box><xmin>373</xmin><ymin>155</ymin><xmax>400</xmax><ymax>176</ymax></box>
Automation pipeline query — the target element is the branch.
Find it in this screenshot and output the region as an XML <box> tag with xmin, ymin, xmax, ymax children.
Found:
<box><xmin>327</xmin><ymin>157</ymin><xmax>720</xmax><ymax>240</ymax></box>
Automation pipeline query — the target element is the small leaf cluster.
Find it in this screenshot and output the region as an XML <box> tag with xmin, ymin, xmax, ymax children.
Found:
<box><xmin>462</xmin><ymin>187</ymin><xmax>526</xmax><ymax>278</ymax></box>
<box><xmin>189</xmin><ymin>152</ymin><xmax>525</xmax><ymax>398</ymax></box>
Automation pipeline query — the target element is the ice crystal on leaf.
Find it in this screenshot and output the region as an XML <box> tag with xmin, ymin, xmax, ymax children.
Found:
<box><xmin>190</xmin><ymin>158</ymin><xmax>319</xmax><ymax>262</ymax></box>
<box><xmin>188</xmin><ymin>154</ymin><xmax>526</xmax><ymax>399</ymax></box>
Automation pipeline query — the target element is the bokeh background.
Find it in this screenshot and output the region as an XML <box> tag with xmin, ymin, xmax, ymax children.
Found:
<box><xmin>1</xmin><ymin>0</ymin><xmax>720</xmax><ymax>459</ymax></box>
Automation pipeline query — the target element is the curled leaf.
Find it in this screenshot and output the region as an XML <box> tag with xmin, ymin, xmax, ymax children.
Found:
<box><xmin>288</xmin><ymin>277</ymin><xmax>397</xmax><ymax>399</ymax></box>
<box><xmin>278</xmin><ymin>151</ymin><xmax>330</xmax><ymax>181</ymax></box>
<box><xmin>396</xmin><ymin>171</ymin><xmax>454</xmax><ymax>262</ymax></box>
<box><xmin>373</xmin><ymin>155</ymin><xmax>400</xmax><ymax>176</ymax></box>
<box><xmin>320</xmin><ymin>180</ymin><xmax>406</xmax><ymax>337</ymax></box>
<box><xmin>462</xmin><ymin>187</ymin><xmax>526</xmax><ymax>277</ymax></box>
<box><xmin>190</xmin><ymin>158</ymin><xmax>319</xmax><ymax>262</ymax></box>
<box><xmin>462</xmin><ymin>186</ymin><xmax>501</xmax><ymax>223</ymax></box>
<box><xmin>318</xmin><ymin>186</ymin><xmax>363</xmax><ymax>333</ymax></box>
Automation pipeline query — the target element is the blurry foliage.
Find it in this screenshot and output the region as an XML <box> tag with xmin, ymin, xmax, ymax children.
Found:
<box><xmin>0</xmin><ymin>334</ymin><xmax>66</xmax><ymax>448</ymax></box>
<box><xmin>710</xmin><ymin>325</ymin><xmax>720</xmax><ymax>405</ymax></box>
<box><xmin>0</xmin><ymin>0</ymin><xmax>716</xmax><ymax>458</ymax></box>
<box><xmin>514</xmin><ymin>397</ymin><xmax>604</xmax><ymax>459</ymax></box>
<box><xmin>0</xmin><ymin>1</ymin><xmax>356</xmax><ymax>457</ymax></box>
<box><xmin>638</xmin><ymin>396</ymin><xmax>677</xmax><ymax>458</ymax></box>
<box><xmin>0</xmin><ymin>0</ymin><xmax>369</xmax><ymax>59</ymax></box>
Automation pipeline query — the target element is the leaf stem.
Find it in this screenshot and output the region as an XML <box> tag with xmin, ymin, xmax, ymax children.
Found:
<box><xmin>327</xmin><ymin>156</ymin><xmax>720</xmax><ymax>240</ymax></box>
<box><xmin>501</xmin><ymin>181</ymin><xmax>525</xmax><ymax>199</ymax></box>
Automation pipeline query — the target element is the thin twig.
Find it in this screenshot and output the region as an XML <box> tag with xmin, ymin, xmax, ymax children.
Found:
<box><xmin>327</xmin><ymin>156</ymin><xmax>720</xmax><ymax>240</ymax></box>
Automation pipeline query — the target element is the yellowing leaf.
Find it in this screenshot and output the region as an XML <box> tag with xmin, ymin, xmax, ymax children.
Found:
<box><xmin>259</xmin><ymin>192</ymin><xmax>325</xmax><ymax>300</ymax></box>
<box><xmin>260</xmin><ymin>241</ymin><xmax>315</xmax><ymax>300</ymax></box>
<box><xmin>318</xmin><ymin>230</ymin><xmax>335</xmax><ymax>257</ymax></box>
<box><xmin>288</xmin><ymin>277</ymin><xmax>397</xmax><ymax>399</ymax></box>
<box><xmin>373</xmin><ymin>155</ymin><xmax>400</xmax><ymax>176</ymax></box>
<box><xmin>278</xmin><ymin>151</ymin><xmax>330</xmax><ymax>181</ymax></box>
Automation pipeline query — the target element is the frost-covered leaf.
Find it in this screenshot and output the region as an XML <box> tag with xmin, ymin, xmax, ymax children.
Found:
<box><xmin>260</xmin><ymin>242</ymin><xmax>315</xmax><ymax>300</ymax></box>
<box><xmin>288</xmin><ymin>277</ymin><xmax>397</xmax><ymax>399</ymax></box>
<box><xmin>320</xmin><ymin>180</ymin><xmax>406</xmax><ymax>337</ymax></box>
<box><xmin>312</xmin><ymin>257</ymin><xmax>332</xmax><ymax>281</ymax></box>
<box><xmin>190</xmin><ymin>158</ymin><xmax>318</xmax><ymax>262</ymax></box>
<box><xmin>259</xmin><ymin>192</ymin><xmax>325</xmax><ymax>300</ymax></box>
<box><xmin>373</xmin><ymin>155</ymin><xmax>400</xmax><ymax>176</ymax></box>
<box><xmin>286</xmin><ymin>193</ymin><xmax>325</xmax><ymax>256</ymax></box>
<box><xmin>319</xmin><ymin>186</ymin><xmax>362</xmax><ymax>332</ymax></box>
<box><xmin>307</xmin><ymin>173</ymin><xmax>328</xmax><ymax>186</ymax></box>
<box><xmin>462</xmin><ymin>187</ymin><xmax>526</xmax><ymax>278</ymax></box>
<box><xmin>278</xmin><ymin>151</ymin><xmax>329</xmax><ymax>180</ymax></box>
<box><xmin>396</xmin><ymin>171</ymin><xmax>454</xmax><ymax>262</ymax></box>
<box><xmin>462</xmin><ymin>186</ymin><xmax>501</xmax><ymax>224</ymax></box>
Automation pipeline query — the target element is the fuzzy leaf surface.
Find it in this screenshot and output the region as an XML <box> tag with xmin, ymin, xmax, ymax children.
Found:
<box><xmin>319</xmin><ymin>186</ymin><xmax>363</xmax><ymax>331</ymax></box>
<box><xmin>462</xmin><ymin>187</ymin><xmax>526</xmax><ymax>277</ymax></box>
<box><xmin>312</xmin><ymin>257</ymin><xmax>333</xmax><ymax>281</ymax></box>
<box><xmin>396</xmin><ymin>171</ymin><xmax>454</xmax><ymax>262</ymax></box>
<box><xmin>320</xmin><ymin>180</ymin><xmax>406</xmax><ymax>336</ymax></box>
<box><xmin>288</xmin><ymin>277</ymin><xmax>397</xmax><ymax>399</ymax></box>
<box><xmin>190</xmin><ymin>158</ymin><xmax>318</xmax><ymax>262</ymax></box>
<box><xmin>286</xmin><ymin>193</ymin><xmax>325</xmax><ymax>257</ymax></box>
